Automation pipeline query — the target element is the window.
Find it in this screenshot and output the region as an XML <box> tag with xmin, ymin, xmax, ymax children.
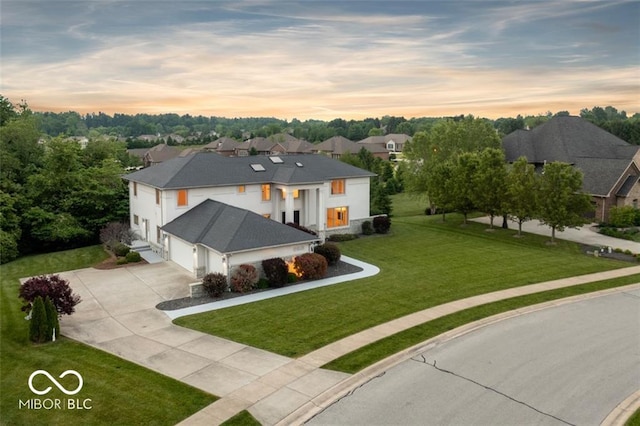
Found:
<box><xmin>331</xmin><ymin>179</ymin><xmax>345</xmax><ymax>195</ymax></box>
<box><xmin>133</xmin><ymin>182</ymin><xmax>137</xmax><ymax>196</ymax></box>
<box><xmin>238</xmin><ymin>185</ymin><xmax>245</xmax><ymax>193</ymax></box>
<box><xmin>177</xmin><ymin>189</ymin><xmax>188</xmax><ymax>207</ymax></box>
<box><xmin>263</xmin><ymin>213</ymin><xmax>271</xmax><ymax>219</ymax></box>
<box><xmin>327</xmin><ymin>207</ymin><xmax>348</xmax><ymax>228</ymax></box>
<box><xmin>155</xmin><ymin>189</ymin><xmax>161</xmax><ymax>205</ymax></box>
<box><xmin>281</xmin><ymin>189</ymin><xmax>300</xmax><ymax>200</ymax></box>
<box><xmin>262</xmin><ymin>184</ymin><xmax>271</xmax><ymax>201</ymax></box>
<box><xmin>133</xmin><ymin>215</ymin><xmax>139</xmax><ymax>225</ymax></box>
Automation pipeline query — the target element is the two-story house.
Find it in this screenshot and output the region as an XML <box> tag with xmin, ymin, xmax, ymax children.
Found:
<box><xmin>123</xmin><ymin>152</ymin><xmax>375</xmax><ymax>277</ymax></box>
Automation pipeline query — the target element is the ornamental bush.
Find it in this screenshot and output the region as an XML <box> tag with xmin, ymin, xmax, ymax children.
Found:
<box><xmin>314</xmin><ymin>242</ymin><xmax>341</xmax><ymax>265</ymax></box>
<box><xmin>202</xmin><ymin>272</ymin><xmax>227</xmax><ymax>298</ymax></box>
<box><xmin>113</xmin><ymin>243</ymin><xmax>130</xmax><ymax>257</ymax></box>
<box><xmin>262</xmin><ymin>257</ymin><xmax>288</xmax><ymax>288</ymax></box>
<box><xmin>125</xmin><ymin>251</ymin><xmax>142</xmax><ymax>263</ymax></box>
<box><xmin>100</xmin><ymin>222</ymin><xmax>137</xmax><ymax>251</ymax></box>
<box><xmin>373</xmin><ymin>216</ymin><xmax>391</xmax><ymax>234</ymax></box>
<box><xmin>327</xmin><ymin>233</ymin><xmax>358</xmax><ymax>242</ymax></box>
<box><xmin>361</xmin><ymin>220</ymin><xmax>373</xmax><ymax>235</ymax></box>
<box><xmin>44</xmin><ymin>296</ymin><xmax>60</xmax><ymax>341</ymax></box>
<box><xmin>20</xmin><ymin>274</ymin><xmax>81</xmax><ymax>316</ymax></box>
<box><xmin>294</xmin><ymin>253</ymin><xmax>328</xmax><ymax>280</ymax></box>
<box><xmin>230</xmin><ymin>264</ymin><xmax>259</xmax><ymax>293</ymax></box>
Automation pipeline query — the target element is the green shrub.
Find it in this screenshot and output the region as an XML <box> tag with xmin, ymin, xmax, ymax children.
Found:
<box><xmin>44</xmin><ymin>296</ymin><xmax>60</xmax><ymax>342</ymax></box>
<box><xmin>257</xmin><ymin>278</ymin><xmax>270</xmax><ymax>289</ymax></box>
<box><xmin>262</xmin><ymin>258</ymin><xmax>288</xmax><ymax>288</ymax></box>
<box><xmin>29</xmin><ymin>296</ymin><xmax>48</xmax><ymax>343</ymax></box>
<box><xmin>116</xmin><ymin>257</ymin><xmax>128</xmax><ymax>265</ymax></box>
<box><xmin>125</xmin><ymin>251</ymin><xmax>142</xmax><ymax>263</ymax></box>
<box><xmin>361</xmin><ymin>220</ymin><xmax>373</xmax><ymax>235</ymax></box>
<box><xmin>294</xmin><ymin>253</ymin><xmax>328</xmax><ymax>280</ymax></box>
<box><xmin>608</xmin><ymin>206</ymin><xmax>637</xmax><ymax>228</ymax></box>
<box><xmin>230</xmin><ymin>264</ymin><xmax>259</xmax><ymax>293</ymax></box>
<box><xmin>202</xmin><ymin>272</ymin><xmax>227</xmax><ymax>298</ymax></box>
<box><xmin>287</xmin><ymin>273</ymin><xmax>298</xmax><ymax>283</ymax></box>
<box><xmin>314</xmin><ymin>242</ymin><xmax>341</xmax><ymax>265</ymax></box>
<box><xmin>373</xmin><ymin>216</ymin><xmax>391</xmax><ymax>234</ymax></box>
<box><xmin>624</xmin><ymin>249</ymin><xmax>633</xmax><ymax>255</ymax></box>
<box><xmin>113</xmin><ymin>243</ymin><xmax>130</xmax><ymax>257</ymax></box>
<box><xmin>328</xmin><ymin>233</ymin><xmax>358</xmax><ymax>242</ymax></box>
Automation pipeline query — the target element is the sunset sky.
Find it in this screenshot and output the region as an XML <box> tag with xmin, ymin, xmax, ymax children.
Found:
<box><xmin>1</xmin><ymin>1</ymin><xmax>638</xmax><ymax>120</ymax></box>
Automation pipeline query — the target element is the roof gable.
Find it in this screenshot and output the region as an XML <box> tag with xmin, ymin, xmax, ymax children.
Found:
<box><xmin>162</xmin><ymin>199</ymin><xmax>319</xmax><ymax>253</ymax></box>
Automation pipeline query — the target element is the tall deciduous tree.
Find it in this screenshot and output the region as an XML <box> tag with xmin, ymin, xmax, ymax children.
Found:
<box><xmin>472</xmin><ymin>148</ymin><xmax>508</xmax><ymax>229</ymax></box>
<box><xmin>537</xmin><ymin>162</ymin><xmax>592</xmax><ymax>243</ymax></box>
<box><xmin>449</xmin><ymin>152</ymin><xmax>479</xmax><ymax>224</ymax></box>
<box><xmin>505</xmin><ymin>157</ymin><xmax>539</xmax><ymax>236</ymax></box>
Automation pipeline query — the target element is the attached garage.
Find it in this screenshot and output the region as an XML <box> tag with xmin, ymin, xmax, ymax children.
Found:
<box><xmin>162</xmin><ymin>199</ymin><xmax>321</xmax><ymax>277</ymax></box>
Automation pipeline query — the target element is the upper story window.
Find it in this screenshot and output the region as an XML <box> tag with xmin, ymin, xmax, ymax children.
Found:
<box><xmin>387</xmin><ymin>141</ymin><xmax>395</xmax><ymax>151</ymax></box>
<box><xmin>281</xmin><ymin>189</ymin><xmax>300</xmax><ymax>200</ymax></box>
<box><xmin>331</xmin><ymin>179</ymin><xmax>345</xmax><ymax>195</ymax></box>
<box><xmin>238</xmin><ymin>185</ymin><xmax>245</xmax><ymax>193</ymax></box>
<box><xmin>155</xmin><ymin>189</ymin><xmax>161</xmax><ymax>205</ymax></box>
<box><xmin>262</xmin><ymin>184</ymin><xmax>271</xmax><ymax>201</ymax></box>
<box><xmin>133</xmin><ymin>182</ymin><xmax>137</xmax><ymax>196</ymax></box>
<box><xmin>177</xmin><ymin>189</ymin><xmax>188</xmax><ymax>207</ymax></box>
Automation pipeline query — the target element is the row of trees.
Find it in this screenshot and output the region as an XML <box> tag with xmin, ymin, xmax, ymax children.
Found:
<box><xmin>22</xmin><ymin>96</ymin><xmax>640</xmax><ymax>145</ymax></box>
<box><xmin>405</xmin><ymin>117</ymin><xmax>592</xmax><ymax>241</ymax></box>
<box><xmin>0</xmin><ymin>98</ymin><xmax>130</xmax><ymax>263</ymax></box>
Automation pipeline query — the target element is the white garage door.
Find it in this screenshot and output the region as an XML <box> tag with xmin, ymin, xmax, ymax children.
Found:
<box><xmin>169</xmin><ymin>236</ymin><xmax>193</xmax><ymax>274</ymax></box>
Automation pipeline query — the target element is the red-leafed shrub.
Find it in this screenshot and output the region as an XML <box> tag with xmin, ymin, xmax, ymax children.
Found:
<box><xmin>262</xmin><ymin>258</ymin><xmax>288</xmax><ymax>288</ymax></box>
<box><xmin>314</xmin><ymin>242</ymin><xmax>341</xmax><ymax>265</ymax></box>
<box><xmin>294</xmin><ymin>253</ymin><xmax>328</xmax><ymax>280</ymax></box>
<box><xmin>286</xmin><ymin>222</ymin><xmax>317</xmax><ymax>236</ymax></box>
<box><xmin>19</xmin><ymin>274</ymin><xmax>81</xmax><ymax>316</ymax></box>
<box><xmin>230</xmin><ymin>264</ymin><xmax>259</xmax><ymax>293</ymax></box>
<box><xmin>373</xmin><ymin>215</ymin><xmax>391</xmax><ymax>234</ymax></box>
<box><xmin>202</xmin><ymin>272</ymin><xmax>228</xmax><ymax>298</ymax></box>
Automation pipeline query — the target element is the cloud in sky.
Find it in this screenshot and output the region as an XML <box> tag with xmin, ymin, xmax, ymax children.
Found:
<box><xmin>1</xmin><ymin>0</ymin><xmax>638</xmax><ymax>120</ymax></box>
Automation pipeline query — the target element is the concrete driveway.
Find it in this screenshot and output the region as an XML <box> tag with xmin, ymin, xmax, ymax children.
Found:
<box><xmin>308</xmin><ymin>286</ymin><xmax>640</xmax><ymax>425</ymax></box>
<box><xmin>58</xmin><ymin>262</ymin><xmax>349</xmax><ymax>424</ymax></box>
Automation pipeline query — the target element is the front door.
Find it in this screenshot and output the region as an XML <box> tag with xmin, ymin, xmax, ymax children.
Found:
<box><xmin>281</xmin><ymin>210</ymin><xmax>300</xmax><ymax>225</ymax></box>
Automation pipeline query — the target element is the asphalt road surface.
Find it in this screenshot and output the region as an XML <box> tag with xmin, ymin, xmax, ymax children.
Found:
<box><xmin>309</xmin><ymin>287</ymin><xmax>640</xmax><ymax>425</ymax></box>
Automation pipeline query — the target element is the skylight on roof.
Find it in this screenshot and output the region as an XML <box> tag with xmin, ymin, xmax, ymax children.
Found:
<box><xmin>269</xmin><ymin>156</ymin><xmax>284</xmax><ymax>164</ymax></box>
<box><xmin>250</xmin><ymin>163</ymin><xmax>266</xmax><ymax>172</ymax></box>
<box><xmin>295</xmin><ymin>162</ymin><xmax>304</xmax><ymax>167</ymax></box>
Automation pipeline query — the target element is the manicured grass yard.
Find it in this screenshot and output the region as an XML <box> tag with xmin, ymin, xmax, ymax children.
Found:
<box><xmin>0</xmin><ymin>246</ymin><xmax>216</xmax><ymax>425</ymax></box>
<box><xmin>175</xmin><ymin>194</ymin><xmax>633</xmax><ymax>358</ymax></box>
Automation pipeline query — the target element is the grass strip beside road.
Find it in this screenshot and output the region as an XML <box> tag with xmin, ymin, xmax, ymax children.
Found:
<box><xmin>0</xmin><ymin>246</ymin><xmax>217</xmax><ymax>426</ymax></box>
<box><xmin>322</xmin><ymin>274</ymin><xmax>640</xmax><ymax>374</ymax></box>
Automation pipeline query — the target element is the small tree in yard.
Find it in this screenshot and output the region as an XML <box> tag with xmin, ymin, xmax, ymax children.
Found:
<box><xmin>262</xmin><ymin>258</ymin><xmax>288</xmax><ymax>288</ymax></box>
<box><xmin>506</xmin><ymin>157</ymin><xmax>539</xmax><ymax>237</ymax></box>
<box><xmin>44</xmin><ymin>296</ymin><xmax>60</xmax><ymax>341</ymax></box>
<box><xmin>29</xmin><ymin>296</ymin><xmax>48</xmax><ymax>343</ymax></box>
<box><xmin>537</xmin><ymin>162</ymin><xmax>593</xmax><ymax>243</ymax></box>
<box><xmin>472</xmin><ymin>148</ymin><xmax>508</xmax><ymax>229</ymax></box>
<box><xmin>100</xmin><ymin>222</ymin><xmax>137</xmax><ymax>251</ymax></box>
<box><xmin>20</xmin><ymin>274</ymin><xmax>81</xmax><ymax>316</ymax></box>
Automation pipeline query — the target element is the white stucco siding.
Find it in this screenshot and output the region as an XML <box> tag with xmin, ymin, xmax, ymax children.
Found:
<box><xmin>326</xmin><ymin>177</ymin><xmax>371</xmax><ymax>220</ymax></box>
<box><xmin>168</xmin><ymin>236</ymin><xmax>194</xmax><ymax>273</ymax></box>
<box><xmin>206</xmin><ymin>250</ymin><xmax>225</xmax><ymax>275</ymax></box>
<box><xmin>130</xmin><ymin>182</ymin><xmax>161</xmax><ymax>243</ymax></box>
<box><xmin>227</xmin><ymin>243</ymin><xmax>314</xmax><ymax>274</ymax></box>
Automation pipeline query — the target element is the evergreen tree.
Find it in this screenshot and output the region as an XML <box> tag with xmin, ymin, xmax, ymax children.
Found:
<box><xmin>29</xmin><ymin>296</ymin><xmax>47</xmax><ymax>343</ymax></box>
<box><xmin>44</xmin><ymin>296</ymin><xmax>59</xmax><ymax>341</ymax></box>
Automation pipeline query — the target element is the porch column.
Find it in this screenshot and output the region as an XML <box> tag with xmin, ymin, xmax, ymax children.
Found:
<box><xmin>316</xmin><ymin>186</ymin><xmax>326</xmax><ymax>240</ymax></box>
<box><xmin>284</xmin><ymin>188</ymin><xmax>294</xmax><ymax>223</ymax></box>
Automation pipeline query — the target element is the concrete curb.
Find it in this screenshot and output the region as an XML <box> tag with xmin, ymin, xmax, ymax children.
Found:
<box><xmin>280</xmin><ymin>283</ymin><xmax>640</xmax><ymax>426</ymax></box>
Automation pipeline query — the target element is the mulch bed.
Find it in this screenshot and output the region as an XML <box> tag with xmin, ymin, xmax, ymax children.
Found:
<box><xmin>93</xmin><ymin>248</ymin><xmax>148</xmax><ymax>270</ymax></box>
<box><xmin>156</xmin><ymin>260</ymin><xmax>363</xmax><ymax>311</ymax></box>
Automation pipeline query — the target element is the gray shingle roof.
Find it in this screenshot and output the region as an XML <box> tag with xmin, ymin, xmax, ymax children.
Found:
<box><xmin>314</xmin><ymin>136</ymin><xmax>361</xmax><ymax>155</ymax></box>
<box><xmin>123</xmin><ymin>152</ymin><xmax>375</xmax><ymax>189</ymax></box>
<box><xmin>502</xmin><ymin>116</ymin><xmax>639</xmax><ymax>196</ymax></box>
<box><xmin>162</xmin><ymin>199</ymin><xmax>319</xmax><ymax>253</ymax></box>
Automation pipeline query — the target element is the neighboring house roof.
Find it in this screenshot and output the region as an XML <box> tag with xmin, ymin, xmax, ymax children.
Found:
<box><xmin>503</xmin><ymin>116</ymin><xmax>640</xmax><ymax>196</ymax></box>
<box><xmin>162</xmin><ymin>199</ymin><xmax>319</xmax><ymax>253</ymax></box>
<box><xmin>144</xmin><ymin>144</ymin><xmax>181</xmax><ymax>164</ymax></box>
<box><xmin>357</xmin><ymin>134</ymin><xmax>412</xmax><ymax>145</ymax></box>
<box><xmin>314</xmin><ymin>136</ymin><xmax>361</xmax><ymax>155</ymax></box>
<box><xmin>124</xmin><ymin>152</ymin><xmax>376</xmax><ymax>189</ymax></box>
<box><xmin>617</xmin><ymin>175</ymin><xmax>639</xmax><ymax>197</ymax></box>
<box><xmin>202</xmin><ymin>137</ymin><xmax>239</xmax><ymax>152</ymax></box>
<box><xmin>236</xmin><ymin>134</ymin><xmax>312</xmax><ymax>155</ymax></box>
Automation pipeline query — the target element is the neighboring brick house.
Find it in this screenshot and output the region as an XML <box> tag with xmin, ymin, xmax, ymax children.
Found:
<box><xmin>502</xmin><ymin>116</ymin><xmax>640</xmax><ymax>223</ymax></box>
<box><xmin>357</xmin><ymin>134</ymin><xmax>411</xmax><ymax>160</ymax></box>
<box><xmin>313</xmin><ymin>136</ymin><xmax>362</xmax><ymax>159</ymax></box>
<box><xmin>123</xmin><ymin>153</ymin><xmax>375</xmax><ymax>276</ymax></box>
<box><xmin>235</xmin><ymin>133</ymin><xmax>313</xmax><ymax>156</ymax></box>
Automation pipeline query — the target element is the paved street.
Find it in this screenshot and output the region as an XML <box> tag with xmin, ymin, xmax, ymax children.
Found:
<box><xmin>309</xmin><ymin>287</ymin><xmax>640</xmax><ymax>425</ymax></box>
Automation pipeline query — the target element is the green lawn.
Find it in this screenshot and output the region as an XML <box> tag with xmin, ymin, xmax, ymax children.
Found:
<box><xmin>175</xmin><ymin>194</ymin><xmax>633</xmax><ymax>358</ymax></box>
<box><xmin>0</xmin><ymin>246</ymin><xmax>216</xmax><ymax>425</ymax></box>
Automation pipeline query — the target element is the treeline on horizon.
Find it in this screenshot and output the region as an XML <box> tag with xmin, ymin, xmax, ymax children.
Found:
<box><xmin>26</xmin><ymin>103</ymin><xmax>640</xmax><ymax>146</ymax></box>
